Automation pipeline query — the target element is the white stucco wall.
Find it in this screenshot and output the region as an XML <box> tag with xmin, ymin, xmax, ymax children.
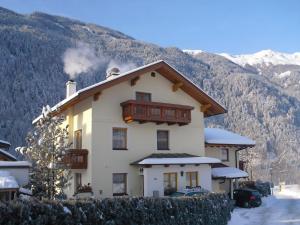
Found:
<box><xmin>205</xmin><ymin>146</ymin><xmax>238</xmax><ymax>167</ymax></box>
<box><xmin>90</xmin><ymin>72</ymin><xmax>206</xmax><ymax>198</ymax></box>
<box><xmin>143</xmin><ymin>164</ymin><xmax>212</xmax><ymax>197</ymax></box>
<box><xmin>205</xmin><ymin>146</ymin><xmax>240</xmax><ymax>194</ymax></box>
<box><xmin>64</xmin><ymin>97</ymin><xmax>93</xmax><ymax>197</ymax></box>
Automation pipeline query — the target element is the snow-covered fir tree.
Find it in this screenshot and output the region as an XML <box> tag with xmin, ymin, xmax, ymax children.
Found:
<box><xmin>18</xmin><ymin>106</ymin><xmax>72</xmax><ymax>199</ymax></box>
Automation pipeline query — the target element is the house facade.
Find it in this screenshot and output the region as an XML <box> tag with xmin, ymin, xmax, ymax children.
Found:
<box><xmin>0</xmin><ymin>140</ymin><xmax>32</xmax><ymax>200</ymax></box>
<box><xmin>36</xmin><ymin>60</ymin><xmax>229</xmax><ymax>198</ymax></box>
<box><xmin>204</xmin><ymin>128</ymin><xmax>255</xmax><ymax>198</ymax></box>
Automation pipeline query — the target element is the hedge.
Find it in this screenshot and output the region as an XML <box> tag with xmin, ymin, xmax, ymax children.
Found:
<box><xmin>0</xmin><ymin>193</ymin><xmax>233</xmax><ymax>225</ymax></box>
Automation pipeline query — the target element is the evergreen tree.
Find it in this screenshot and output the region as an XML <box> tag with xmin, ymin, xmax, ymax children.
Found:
<box><xmin>17</xmin><ymin>106</ymin><xmax>72</xmax><ymax>199</ymax></box>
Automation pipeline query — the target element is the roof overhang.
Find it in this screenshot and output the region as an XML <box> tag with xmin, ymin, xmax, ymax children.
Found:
<box><xmin>205</xmin><ymin>143</ymin><xmax>255</xmax><ymax>149</ymax></box>
<box><xmin>212</xmin><ymin>166</ymin><xmax>248</xmax><ymax>179</ymax></box>
<box><xmin>0</xmin><ymin>161</ymin><xmax>32</xmax><ymax>168</ymax></box>
<box><xmin>0</xmin><ymin>140</ymin><xmax>10</xmax><ymax>148</ymax></box>
<box><xmin>0</xmin><ymin>149</ymin><xmax>17</xmax><ymax>161</ymax></box>
<box><xmin>205</xmin><ymin>128</ymin><xmax>255</xmax><ymax>149</ymax></box>
<box><xmin>131</xmin><ymin>156</ymin><xmax>221</xmax><ymax>166</ymax></box>
<box><xmin>33</xmin><ymin>60</ymin><xmax>227</xmax><ymax>123</ymax></box>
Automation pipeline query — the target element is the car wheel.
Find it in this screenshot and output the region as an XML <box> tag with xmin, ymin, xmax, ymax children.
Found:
<box><xmin>243</xmin><ymin>202</ymin><xmax>250</xmax><ymax>208</ymax></box>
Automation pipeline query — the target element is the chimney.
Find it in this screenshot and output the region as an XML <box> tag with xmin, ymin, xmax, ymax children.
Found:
<box><xmin>106</xmin><ymin>67</ymin><xmax>120</xmax><ymax>80</ymax></box>
<box><xmin>66</xmin><ymin>80</ymin><xmax>76</xmax><ymax>98</ymax></box>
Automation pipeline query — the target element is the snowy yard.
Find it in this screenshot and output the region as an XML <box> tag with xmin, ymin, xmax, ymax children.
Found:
<box><xmin>229</xmin><ymin>185</ymin><xmax>300</xmax><ymax>225</ymax></box>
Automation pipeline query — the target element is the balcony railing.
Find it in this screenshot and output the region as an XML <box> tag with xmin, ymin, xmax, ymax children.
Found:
<box><xmin>63</xmin><ymin>149</ymin><xmax>88</xmax><ymax>169</ymax></box>
<box><xmin>120</xmin><ymin>100</ymin><xmax>194</xmax><ymax>125</ymax></box>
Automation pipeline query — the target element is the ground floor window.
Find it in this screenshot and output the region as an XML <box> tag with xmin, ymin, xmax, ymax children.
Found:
<box><xmin>113</xmin><ymin>173</ymin><xmax>127</xmax><ymax>196</ymax></box>
<box><xmin>186</xmin><ymin>171</ymin><xmax>198</xmax><ymax>188</ymax></box>
<box><xmin>163</xmin><ymin>172</ymin><xmax>177</xmax><ymax>195</ymax></box>
<box><xmin>74</xmin><ymin>173</ymin><xmax>82</xmax><ymax>192</ymax></box>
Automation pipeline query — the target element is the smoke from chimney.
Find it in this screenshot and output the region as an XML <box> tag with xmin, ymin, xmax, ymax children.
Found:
<box><xmin>62</xmin><ymin>42</ymin><xmax>105</xmax><ymax>79</ymax></box>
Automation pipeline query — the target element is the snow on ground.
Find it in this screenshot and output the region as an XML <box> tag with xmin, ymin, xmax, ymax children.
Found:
<box><xmin>229</xmin><ymin>185</ymin><xmax>300</xmax><ymax>225</ymax></box>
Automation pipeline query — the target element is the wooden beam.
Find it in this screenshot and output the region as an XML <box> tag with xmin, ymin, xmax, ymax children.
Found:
<box><xmin>200</xmin><ymin>103</ymin><xmax>211</xmax><ymax>113</ymax></box>
<box><xmin>130</xmin><ymin>76</ymin><xmax>140</xmax><ymax>86</ymax></box>
<box><xmin>172</xmin><ymin>82</ymin><xmax>183</xmax><ymax>92</ymax></box>
<box><xmin>93</xmin><ymin>92</ymin><xmax>101</xmax><ymax>101</ymax></box>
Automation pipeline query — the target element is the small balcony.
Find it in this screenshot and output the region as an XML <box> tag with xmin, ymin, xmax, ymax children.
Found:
<box><xmin>120</xmin><ymin>100</ymin><xmax>194</xmax><ymax>125</ymax></box>
<box><xmin>63</xmin><ymin>149</ymin><xmax>88</xmax><ymax>169</ymax></box>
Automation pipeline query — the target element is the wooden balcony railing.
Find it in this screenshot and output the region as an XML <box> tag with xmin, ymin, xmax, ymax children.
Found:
<box><xmin>63</xmin><ymin>149</ymin><xmax>88</xmax><ymax>169</ymax></box>
<box><xmin>120</xmin><ymin>100</ymin><xmax>194</xmax><ymax>125</ymax></box>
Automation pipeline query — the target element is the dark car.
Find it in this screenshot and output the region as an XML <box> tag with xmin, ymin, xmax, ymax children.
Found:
<box><xmin>233</xmin><ymin>188</ymin><xmax>262</xmax><ymax>208</ymax></box>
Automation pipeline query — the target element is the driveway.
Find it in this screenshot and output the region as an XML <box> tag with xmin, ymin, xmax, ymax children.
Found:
<box><xmin>229</xmin><ymin>185</ymin><xmax>300</xmax><ymax>225</ymax></box>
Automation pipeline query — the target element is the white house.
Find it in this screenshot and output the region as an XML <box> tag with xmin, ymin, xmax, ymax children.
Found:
<box><xmin>0</xmin><ymin>140</ymin><xmax>32</xmax><ymax>200</ymax></box>
<box><xmin>33</xmin><ymin>60</ymin><xmax>256</xmax><ymax>199</ymax></box>
<box><xmin>204</xmin><ymin>128</ymin><xmax>255</xmax><ymax>198</ymax></box>
<box><xmin>33</xmin><ymin>60</ymin><xmax>230</xmax><ymax>198</ymax></box>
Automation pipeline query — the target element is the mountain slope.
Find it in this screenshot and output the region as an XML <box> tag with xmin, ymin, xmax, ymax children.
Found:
<box><xmin>0</xmin><ymin>7</ymin><xmax>299</xmax><ymax>183</ymax></box>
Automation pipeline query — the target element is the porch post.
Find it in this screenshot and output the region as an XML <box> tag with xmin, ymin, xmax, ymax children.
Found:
<box><xmin>230</xmin><ymin>179</ymin><xmax>234</xmax><ymax>199</ymax></box>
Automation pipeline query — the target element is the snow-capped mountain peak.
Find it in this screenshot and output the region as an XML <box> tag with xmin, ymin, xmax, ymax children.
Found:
<box><xmin>218</xmin><ymin>50</ymin><xmax>300</xmax><ymax>66</ymax></box>
<box><xmin>182</xmin><ymin>49</ymin><xmax>204</xmax><ymax>55</ymax></box>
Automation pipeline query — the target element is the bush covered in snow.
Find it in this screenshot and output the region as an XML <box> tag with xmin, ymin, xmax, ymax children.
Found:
<box><xmin>0</xmin><ymin>193</ymin><xmax>233</xmax><ymax>225</ymax></box>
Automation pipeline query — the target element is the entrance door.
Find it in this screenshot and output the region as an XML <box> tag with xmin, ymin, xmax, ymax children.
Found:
<box><xmin>163</xmin><ymin>172</ymin><xmax>177</xmax><ymax>196</ymax></box>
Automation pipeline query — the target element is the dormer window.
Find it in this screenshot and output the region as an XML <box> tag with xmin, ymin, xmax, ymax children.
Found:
<box><xmin>136</xmin><ymin>92</ymin><xmax>151</xmax><ymax>102</ymax></box>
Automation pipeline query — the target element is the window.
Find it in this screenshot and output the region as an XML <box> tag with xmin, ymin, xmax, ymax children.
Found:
<box><xmin>74</xmin><ymin>173</ymin><xmax>82</xmax><ymax>191</ymax></box>
<box><xmin>157</xmin><ymin>130</ymin><xmax>169</xmax><ymax>150</ymax></box>
<box><xmin>113</xmin><ymin>128</ymin><xmax>127</xmax><ymax>150</ymax></box>
<box><xmin>164</xmin><ymin>173</ymin><xmax>177</xmax><ymax>195</ymax></box>
<box><xmin>136</xmin><ymin>92</ymin><xmax>151</xmax><ymax>102</ymax></box>
<box><xmin>221</xmin><ymin>148</ymin><xmax>229</xmax><ymax>161</ymax></box>
<box><xmin>186</xmin><ymin>172</ymin><xmax>198</xmax><ymax>188</ymax></box>
<box><xmin>113</xmin><ymin>173</ymin><xmax>127</xmax><ymax>196</ymax></box>
<box><xmin>74</xmin><ymin>129</ymin><xmax>82</xmax><ymax>149</ymax></box>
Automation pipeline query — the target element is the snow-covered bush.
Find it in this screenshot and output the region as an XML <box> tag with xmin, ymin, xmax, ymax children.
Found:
<box><xmin>0</xmin><ymin>193</ymin><xmax>233</xmax><ymax>225</ymax></box>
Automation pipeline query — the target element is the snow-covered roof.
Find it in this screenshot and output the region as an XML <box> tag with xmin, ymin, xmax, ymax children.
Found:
<box><xmin>0</xmin><ymin>149</ymin><xmax>17</xmax><ymax>161</ymax></box>
<box><xmin>33</xmin><ymin>60</ymin><xmax>226</xmax><ymax>123</ymax></box>
<box><xmin>0</xmin><ymin>171</ymin><xmax>19</xmax><ymax>189</ymax></box>
<box><xmin>0</xmin><ymin>161</ymin><xmax>32</xmax><ymax>168</ymax></box>
<box><xmin>136</xmin><ymin>156</ymin><xmax>221</xmax><ymax>165</ymax></box>
<box><xmin>212</xmin><ymin>167</ymin><xmax>248</xmax><ymax>179</ymax></box>
<box><xmin>0</xmin><ymin>140</ymin><xmax>11</xmax><ymax>148</ymax></box>
<box><xmin>205</xmin><ymin>128</ymin><xmax>255</xmax><ymax>146</ymax></box>
<box><xmin>19</xmin><ymin>187</ymin><xmax>32</xmax><ymax>195</ymax></box>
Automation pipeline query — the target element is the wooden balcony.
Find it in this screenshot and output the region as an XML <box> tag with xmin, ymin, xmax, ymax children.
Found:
<box><xmin>63</xmin><ymin>149</ymin><xmax>88</xmax><ymax>169</ymax></box>
<box><xmin>120</xmin><ymin>100</ymin><xmax>194</xmax><ymax>125</ymax></box>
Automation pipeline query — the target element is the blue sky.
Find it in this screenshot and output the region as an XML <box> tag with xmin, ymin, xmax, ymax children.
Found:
<box><xmin>0</xmin><ymin>0</ymin><xmax>299</xmax><ymax>54</ymax></box>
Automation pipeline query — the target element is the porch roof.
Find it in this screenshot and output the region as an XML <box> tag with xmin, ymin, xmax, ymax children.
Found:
<box><xmin>212</xmin><ymin>166</ymin><xmax>248</xmax><ymax>179</ymax></box>
<box><xmin>131</xmin><ymin>153</ymin><xmax>221</xmax><ymax>165</ymax></box>
<box><xmin>0</xmin><ymin>161</ymin><xmax>32</xmax><ymax>168</ymax></box>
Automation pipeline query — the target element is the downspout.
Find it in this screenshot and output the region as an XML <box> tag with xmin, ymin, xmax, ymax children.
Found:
<box><xmin>235</xmin><ymin>148</ymin><xmax>244</xmax><ymax>169</ymax></box>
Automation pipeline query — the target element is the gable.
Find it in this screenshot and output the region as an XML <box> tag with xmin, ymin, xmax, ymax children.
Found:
<box><xmin>50</xmin><ymin>60</ymin><xmax>226</xmax><ymax>118</ymax></box>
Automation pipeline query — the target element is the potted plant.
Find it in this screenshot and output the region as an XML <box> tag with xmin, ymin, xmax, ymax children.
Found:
<box><xmin>74</xmin><ymin>183</ymin><xmax>93</xmax><ymax>199</ymax></box>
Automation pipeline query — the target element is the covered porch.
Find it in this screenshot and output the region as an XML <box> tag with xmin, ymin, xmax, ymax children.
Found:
<box><xmin>131</xmin><ymin>153</ymin><xmax>220</xmax><ymax>197</ymax></box>
<box><xmin>212</xmin><ymin>163</ymin><xmax>248</xmax><ymax>199</ymax></box>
